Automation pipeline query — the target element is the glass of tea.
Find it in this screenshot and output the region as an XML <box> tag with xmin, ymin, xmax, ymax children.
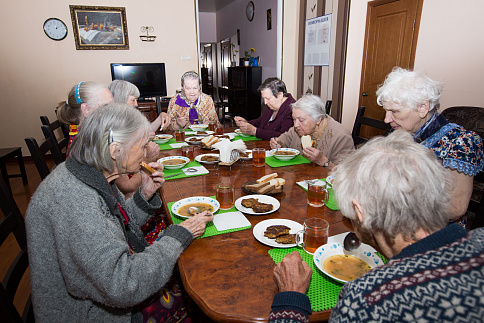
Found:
<box><xmin>252</xmin><ymin>148</ymin><xmax>266</xmax><ymax>167</ymax></box>
<box><xmin>181</xmin><ymin>145</ymin><xmax>194</xmax><ymax>160</ymax></box>
<box><xmin>307</xmin><ymin>180</ymin><xmax>329</xmax><ymax>207</ymax></box>
<box><xmin>216</xmin><ymin>183</ymin><xmax>235</xmax><ymax>210</ymax></box>
<box><xmin>215</xmin><ymin>124</ymin><xmax>224</xmax><ymax>135</ymax></box>
<box><xmin>175</xmin><ymin>129</ymin><xmax>186</xmax><ymax>142</ymax></box>
<box><xmin>296</xmin><ymin>217</ymin><xmax>329</xmax><ymax>254</ymax></box>
<box><xmin>208</xmin><ymin>121</ymin><xmax>217</xmax><ymax>132</ymax></box>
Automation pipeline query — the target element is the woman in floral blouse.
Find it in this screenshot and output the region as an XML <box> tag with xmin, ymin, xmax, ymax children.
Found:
<box><xmin>377</xmin><ymin>67</ymin><xmax>484</xmax><ymax>224</ymax></box>
<box><xmin>166</xmin><ymin>71</ymin><xmax>220</xmax><ymax>130</ymax></box>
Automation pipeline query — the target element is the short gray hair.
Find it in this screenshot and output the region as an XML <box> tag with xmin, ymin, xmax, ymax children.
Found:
<box><xmin>57</xmin><ymin>81</ymin><xmax>109</xmax><ymax>125</ymax></box>
<box><xmin>258</xmin><ymin>77</ymin><xmax>288</xmax><ymax>97</ymax></box>
<box><xmin>376</xmin><ymin>67</ymin><xmax>443</xmax><ymax>111</ymax></box>
<box><xmin>291</xmin><ymin>95</ymin><xmax>326</xmax><ymax>122</ymax></box>
<box><xmin>181</xmin><ymin>71</ymin><xmax>201</xmax><ymax>88</ymax></box>
<box><xmin>69</xmin><ymin>103</ymin><xmax>150</xmax><ymax>174</ymax></box>
<box><xmin>332</xmin><ymin>130</ymin><xmax>452</xmax><ymax>240</ymax></box>
<box><xmin>109</xmin><ymin>80</ymin><xmax>140</xmax><ymax>104</ymax></box>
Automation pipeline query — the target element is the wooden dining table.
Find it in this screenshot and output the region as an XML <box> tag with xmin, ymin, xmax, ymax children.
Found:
<box><xmin>157</xmin><ymin>127</ymin><xmax>353</xmax><ymax>322</ymax></box>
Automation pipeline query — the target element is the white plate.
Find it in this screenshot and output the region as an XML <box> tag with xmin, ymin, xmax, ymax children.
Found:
<box><xmin>313</xmin><ymin>232</ymin><xmax>383</xmax><ymax>284</ymax></box>
<box><xmin>189</xmin><ymin>124</ymin><xmax>208</xmax><ymax>132</ymax></box>
<box><xmin>185</xmin><ymin>136</ymin><xmax>204</xmax><ymax>145</ymax></box>
<box><xmin>152</xmin><ymin>134</ymin><xmax>173</xmax><ymax>144</ymax></box>
<box><xmin>235</xmin><ymin>129</ymin><xmax>251</xmax><ymax>137</ymax></box>
<box><xmin>195</xmin><ymin>153</ymin><xmax>220</xmax><ymax>164</ymax></box>
<box><xmin>270</xmin><ymin>148</ymin><xmax>300</xmax><ymax>161</ymax></box>
<box><xmin>157</xmin><ymin>156</ymin><xmax>190</xmax><ymax>169</ymax></box>
<box><xmin>188</xmin><ymin>130</ymin><xmax>214</xmax><ymax>137</ymax></box>
<box><xmin>214</xmin><ymin>134</ymin><xmax>235</xmax><ymax>140</ymax></box>
<box><xmin>239</xmin><ymin>150</ymin><xmax>252</xmax><ymax>160</ymax></box>
<box><xmin>235</xmin><ymin>194</ymin><xmax>280</xmax><ymax>215</ymax></box>
<box><xmin>253</xmin><ymin>219</ymin><xmax>303</xmax><ymax>248</ymax></box>
<box><xmin>171</xmin><ymin>196</ymin><xmax>220</xmax><ymax>218</ymax></box>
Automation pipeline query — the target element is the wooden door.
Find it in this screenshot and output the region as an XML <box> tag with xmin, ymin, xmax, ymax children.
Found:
<box><xmin>359</xmin><ymin>0</ymin><xmax>422</xmax><ymax>138</ymax></box>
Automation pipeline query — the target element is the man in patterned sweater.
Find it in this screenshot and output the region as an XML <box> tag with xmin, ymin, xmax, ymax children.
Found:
<box><xmin>270</xmin><ymin>130</ymin><xmax>484</xmax><ymax>322</ymax></box>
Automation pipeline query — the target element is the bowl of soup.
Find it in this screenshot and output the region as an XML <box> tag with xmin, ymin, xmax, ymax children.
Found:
<box><xmin>157</xmin><ymin>156</ymin><xmax>190</xmax><ymax>169</ymax></box>
<box><xmin>313</xmin><ymin>233</ymin><xmax>383</xmax><ymax>283</ymax></box>
<box><xmin>270</xmin><ymin>148</ymin><xmax>300</xmax><ymax>161</ymax></box>
<box><xmin>171</xmin><ymin>196</ymin><xmax>220</xmax><ymax>218</ymax></box>
<box><xmin>153</xmin><ymin>134</ymin><xmax>173</xmax><ymax>144</ymax></box>
<box><xmin>189</xmin><ymin>124</ymin><xmax>208</xmax><ymax>132</ymax></box>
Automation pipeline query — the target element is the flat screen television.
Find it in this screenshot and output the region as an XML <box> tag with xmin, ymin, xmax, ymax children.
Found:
<box><xmin>110</xmin><ymin>63</ymin><xmax>167</xmax><ymax>99</ymax></box>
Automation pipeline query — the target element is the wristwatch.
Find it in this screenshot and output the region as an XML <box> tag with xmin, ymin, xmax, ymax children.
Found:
<box><xmin>322</xmin><ymin>160</ymin><xmax>330</xmax><ymax>167</ymax></box>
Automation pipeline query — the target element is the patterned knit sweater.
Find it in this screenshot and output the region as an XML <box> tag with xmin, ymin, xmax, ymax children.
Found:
<box><xmin>270</xmin><ymin>224</ymin><xmax>484</xmax><ymax>323</ymax></box>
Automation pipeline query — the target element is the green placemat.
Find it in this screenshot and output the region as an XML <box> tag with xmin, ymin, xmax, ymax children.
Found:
<box><xmin>233</xmin><ymin>135</ymin><xmax>262</xmax><ymax>142</ymax></box>
<box><xmin>298</xmin><ymin>178</ymin><xmax>338</xmax><ymax>210</ymax></box>
<box><xmin>157</xmin><ymin>138</ymin><xmax>187</xmax><ymax>151</ymax></box>
<box><xmin>167</xmin><ymin>196</ymin><xmax>251</xmax><ymax>239</ymax></box>
<box><xmin>265</xmin><ymin>155</ymin><xmax>312</xmax><ymax>168</ymax></box>
<box><xmin>163</xmin><ymin>161</ymin><xmax>207</xmax><ymax>180</ymax></box>
<box><xmin>268</xmin><ymin>248</ymin><xmax>388</xmax><ymax>312</ymax></box>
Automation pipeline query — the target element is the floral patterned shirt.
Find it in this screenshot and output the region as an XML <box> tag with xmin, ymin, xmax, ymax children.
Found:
<box><xmin>166</xmin><ymin>92</ymin><xmax>220</xmax><ymax>130</ymax></box>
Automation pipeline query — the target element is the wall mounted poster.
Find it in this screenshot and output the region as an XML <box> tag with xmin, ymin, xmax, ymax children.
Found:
<box><xmin>304</xmin><ymin>14</ymin><xmax>332</xmax><ymax>66</ymax></box>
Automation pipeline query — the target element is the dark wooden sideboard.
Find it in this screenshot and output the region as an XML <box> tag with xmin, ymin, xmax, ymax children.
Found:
<box><xmin>137</xmin><ymin>98</ymin><xmax>170</xmax><ymax>122</ymax></box>
<box><xmin>226</xmin><ymin>66</ymin><xmax>262</xmax><ymax>120</ymax></box>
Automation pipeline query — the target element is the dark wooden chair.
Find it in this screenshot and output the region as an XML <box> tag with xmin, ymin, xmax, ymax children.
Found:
<box><xmin>441</xmin><ymin>106</ymin><xmax>484</xmax><ymax>229</ymax></box>
<box><xmin>0</xmin><ymin>148</ymin><xmax>28</xmax><ymax>194</ymax></box>
<box><xmin>325</xmin><ymin>100</ymin><xmax>332</xmax><ymax>115</ymax></box>
<box><xmin>25</xmin><ymin>137</ymin><xmax>54</xmax><ymax>180</ymax></box>
<box><xmin>0</xmin><ymin>177</ymin><xmax>34</xmax><ymax>323</ymax></box>
<box><xmin>351</xmin><ymin>106</ymin><xmax>391</xmax><ymax>147</ymax></box>
<box><xmin>40</xmin><ymin>120</ymin><xmax>67</xmax><ymax>164</ymax></box>
<box><xmin>40</xmin><ymin>115</ymin><xmax>69</xmax><ymax>138</ymax></box>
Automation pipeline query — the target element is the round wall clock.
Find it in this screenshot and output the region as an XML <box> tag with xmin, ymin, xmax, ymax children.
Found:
<box><xmin>246</xmin><ymin>1</ymin><xmax>255</xmax><ymax>22</ymax></box>
<box><xmin>43</xmin><ymin>18</ymin><xmax>68</xmax><ymax>41</ymax></box>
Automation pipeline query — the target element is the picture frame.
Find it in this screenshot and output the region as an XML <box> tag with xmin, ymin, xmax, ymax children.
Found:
<box><xmin>69</xmin><ymin>5</ymin><xmax>129</xmax><ymax>50</ymax></box>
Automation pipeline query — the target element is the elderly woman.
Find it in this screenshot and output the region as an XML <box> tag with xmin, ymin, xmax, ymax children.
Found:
<box><xmin>377</xmin><ymin>67</ymin><xmax>483</xmax><ymax>222</ymax></box>
<box><xmin>109</xmin><ymin>79</ymin><xmax>171</xmax><ymax>131</ymax></box>
<box><xmin>166</xmin><ymin>71</ymin><xmax>220</xmax><ymax>130</ymax></box>
<box><xmin>234</xmin><ymin>77</ymin><xmax>295</xmax><ymax>140</ymax></box>
<box><xmin>57</xmin><ymin>81</ymin><xmax>114</xmax><ymax>154</ymax></box>
<box><xmin>270</xmin><ymin>94</ymin><xmax>354</xmax><ymax>168</ymax></box>
<box><xmin>26</xmin><ymin>103</ymin><xmax>213</xmax><ymax>322</ymax></box>
<box><xmin>270</xmin><ymin>131</ymin><xmax>484</xmax><ymax>322</ymax></box>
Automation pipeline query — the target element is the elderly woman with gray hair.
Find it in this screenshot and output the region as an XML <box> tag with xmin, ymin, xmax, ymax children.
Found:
<box><xmin>270</xmin><ymin>94</ymin><xmax>354</xmax><ymax>168</ymax></box>
<box><xmin>166</xmin><ymin>71</ymin><xmax>220</xmax><ymax>130</ymax></box>
<box><xmin>270</xmin><ymin>131</ymin><xmax>484</xmax><ymax>322</ymax></box>
<box><xmin>26</xmin><ymin>103</ymin><xmax>213</xmax><ymax>322</ymax></box>
<box><xmin>377</xmin><ymin>67</ymin><xmax>483</xmax><ymax>223</ymax></box>
<box><xmin>109</xmin><ymin>80</ymin><xmax>171</xmax><ymax>131</ymax></box>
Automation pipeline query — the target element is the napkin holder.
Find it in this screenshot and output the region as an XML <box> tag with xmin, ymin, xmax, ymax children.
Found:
<box><xmin>218</xmin><ymin>150</ymin><xmax>240</xmax><ymax>166</ymax></box>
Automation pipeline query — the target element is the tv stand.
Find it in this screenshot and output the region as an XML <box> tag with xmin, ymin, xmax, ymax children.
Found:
<box><xmin>137</xmin><ymin>97</ymin><xmax>170</xmax><ymax>122</ymax></box>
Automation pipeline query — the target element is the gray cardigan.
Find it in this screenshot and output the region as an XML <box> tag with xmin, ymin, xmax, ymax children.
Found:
<box><xmin>26</xmin><ymin>160</ymin><xmax>193</xmax><ymax>322</ymax></box>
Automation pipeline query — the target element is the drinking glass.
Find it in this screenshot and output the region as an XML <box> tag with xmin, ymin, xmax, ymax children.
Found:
<box><xmin>252</xmin><ymin>148</ymin><xmax>265</xmax><ymax>167</ymax></box>
<box><xmin>181</xmin><ymin>145</ymin><xmax>194</xmax><ymax>160</ymax></box>
<box><xmin>216</xmin><ymin>183</ymin><xmax>235</xmax><ymax>210</ymax></box>
<box><xmin>208</xmin><ymin>121</ymin><xmax>217</xmax><ymax>132</ymax></box>
<box><xmin>296</xmin><ymin>218</ymin><xmax>329</xmax><ymax>254</ymax></box>
<box><xmin>215</xmin><ymin>124</ymin><xmax>224</xmax><ymax>135</ymax></box>
<box><xmin>307</xmin><ymin>181</ymin><xmax>329</xmax><ymax>207</ymax></box>
<box><xmin>175</xmin><ymin>129</ymin><xmax>185</xmax><ymax>142</ymax></box>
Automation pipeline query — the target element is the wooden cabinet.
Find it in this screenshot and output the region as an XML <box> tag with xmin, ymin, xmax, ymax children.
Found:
<box><xmin>227</xmin><ymin>67</ymin><xmax>262</xmax><ymax>120</ymax></box>
<box><xmin>137</xmin><ymin>99</ymin><xmax>170</xmax><ymax>122</ymax></box>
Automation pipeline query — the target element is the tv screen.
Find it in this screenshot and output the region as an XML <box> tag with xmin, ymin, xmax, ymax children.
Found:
<box><xmin>110</xmin><ymin>63</ymin><xmax>167</xmax><ymax>99</ymax></box>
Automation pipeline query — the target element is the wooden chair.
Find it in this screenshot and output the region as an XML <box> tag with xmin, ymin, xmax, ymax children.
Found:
<box><xmin>40</xmin><ymin>121</ymin><xmax>67</xmax><ymax>164</ymax></box>
<box><xmin>40</xmin><ymin>115</ymin><xmax>69</xmax><ymax>138</ymax></box>
<box><xmin>352</xmin><ymin>106</ymin><xmax>391</xmax><ymax>147</ymax></box>
<box><xmin>0</xmin><ymin>148</ymin><xmax>28</xmax><ymax>194</ymax></box>
<box><xmin>325</xmin><ymin>100</ymin><xmax>332</xmax><ymax>115</ymax></box>
<box><xmin>24</xmin><ymin>137</ymin><xmax>54</xmax><ymax>180</ymax></box>
<box><xmin>0</xmin><ymin>177</ymin><xmax>34</xmax><ymax>323</ymax></box>
<box><xmin>441</xmin><ymin>106</ymin><xmax>484</xmax><ymax>229</ymax></box>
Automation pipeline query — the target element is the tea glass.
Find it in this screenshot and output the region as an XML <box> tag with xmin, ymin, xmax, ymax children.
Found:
<box><xmin>216</xmin><ymin>183</ymin><xmax>235</xmax><ymax>210</ymax></box>
<box><xmin>296</xmin><ymin>218</ymin><xmax>329</xmax><ymax>254</ymax></box>
<box><xmin>175</xmin><ymin>129</ymin><xmax>186</xmax><ymax>142</ymax></box>
<box><xmin>215</xmin><ymin>124</ymin><xmax>224</xmax><ymax>135</ymax></box>
<box><xmin>252</xmin><ymin>148</ymin><xmax>266</xmax><ymax>167</ymax></box>
<box><xmin>307</xmin><ymin>181</ymin><xmax>329</xmax><ymax>207</ymax></box>
<box><xmin>181</xmin><ymin>145</ymin><xmax>194</xmax><ymax>160</ymax></box>
<box><xmin>208</xmin><ymin>121</ymin><xmax>217</xmax><ymax>132</ymax></box>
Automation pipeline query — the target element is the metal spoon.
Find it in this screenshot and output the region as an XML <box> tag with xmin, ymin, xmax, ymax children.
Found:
<box><xmin>164</xmin><ymin>167</ymin><xmax>198</xmax><ymax>179</ymax></box>
<box><xmin>343</xmin><ymin>232</ymin><xmax>361</xmax><ymax>251</ymax></box>
<box><xmin>188</xmin><ymin>206</ymin><xmax>200</xmax><ymax>215</ymax></box>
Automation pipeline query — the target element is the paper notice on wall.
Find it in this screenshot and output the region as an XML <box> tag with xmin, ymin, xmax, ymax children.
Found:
<box><xmin>304</xmin><ymin>14</ymin><xmax>332</xmax><ymax>66</ymax></box>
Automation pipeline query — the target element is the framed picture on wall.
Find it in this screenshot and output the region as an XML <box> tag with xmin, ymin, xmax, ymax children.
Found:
<box><xmin>69</xmin><ymin>5</ymin><xmax>129</xmax><ymax>50</ymax></box>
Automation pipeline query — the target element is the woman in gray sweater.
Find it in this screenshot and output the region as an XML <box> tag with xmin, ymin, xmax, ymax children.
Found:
<box><xmin>25</xmin><ymin>103</ymin><xmax>213</xmax><ymax>322</ymax></box>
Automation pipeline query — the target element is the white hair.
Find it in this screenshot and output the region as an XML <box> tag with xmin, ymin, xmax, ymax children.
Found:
<box><xmin>291</xmin><ymin>94</ymin><xmax>326</xmax><ymax>122</ymax></box>
<box><xmin>109</xmin><ymin>80</ymin><xmax>140</xmax><ymax>104</ymax></box>
<box><xmin>69</xmin><ymin>103</ymin><xmax>150</xmax><ymax>174</ymax></box>
<box><xmin>332</xmin><ymin>130</ymin><xmax>452</xmax><ymax>240</ymax></box>
<box><xmin>376</xmin><ymin>67</ymin><xmax>443</xmax><ymax>111</ymax></box>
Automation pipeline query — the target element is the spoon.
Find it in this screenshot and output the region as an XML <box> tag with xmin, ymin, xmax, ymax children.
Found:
<box><xmin>343</xmin><ymin>232</ymin><xmax>361</xmax><ymax>251</ymax></box>
<box><xmin>164</xmin><ymin>167</ymin><xmax>198</xmax><ymax>179</ymax></box>
<box><xmin>188</xmin><ymin>206</ymin><xmax>200</xmax><ymax>215</ymax></box>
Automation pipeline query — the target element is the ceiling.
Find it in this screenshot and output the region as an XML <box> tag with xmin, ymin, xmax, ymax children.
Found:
<box><xmin>198</xmin><ymin>0</ymin><xmax>236</xmax><ymax>13</ymax></box>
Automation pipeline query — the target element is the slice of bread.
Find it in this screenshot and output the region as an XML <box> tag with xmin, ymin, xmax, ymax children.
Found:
<box><xmin>301</xmin><ymin>135</ymin><xmax>313</xmax><ymax>149</ymax></box>
<box><xmin>140</xmin><ymin>161</ymin><xmax>155</xmax><ymax>175</ymax></box>
<box><xmin>256</xmin><ymin>173</ymin><xmax>278</xmax><ymax>184</ymax></box>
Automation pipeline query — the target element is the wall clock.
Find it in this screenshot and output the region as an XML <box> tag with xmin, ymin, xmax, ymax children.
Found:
<box><xmin>43</xmin><ymin>18</ymin><xmax>68</xmax><ymax>41</ymax></box>
<box><xmin>246</xmin><ymin>1</ymin><xmax>255</xmax><ymax>22</ymax></box>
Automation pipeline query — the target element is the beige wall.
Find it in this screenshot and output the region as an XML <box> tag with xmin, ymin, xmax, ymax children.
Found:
<box><xmin>341</xmin><ymin>0</ymin><xmax>484</xmax><ymax>131</ymax></box>
<box><xmin>0</xmin><ymin>0</ymin><xmax>199</xmax><ymax>152</ymax></box>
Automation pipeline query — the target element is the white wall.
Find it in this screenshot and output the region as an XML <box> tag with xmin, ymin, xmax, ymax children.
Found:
<box><xmin>199</xmin><ymin>12</ymin><xmax>217</xmax><ymax>43</ymax></box>
<box><xmin>341</xmin><ymin>0</ymin><xmax>484</xmax><ymax>131</ymax></box>
<box><xmin>0</xmin><ymin>0</ymin><xmax>199</xmax><ymax>151</ymax></box>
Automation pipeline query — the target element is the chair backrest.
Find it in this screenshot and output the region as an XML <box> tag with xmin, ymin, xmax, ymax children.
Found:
<box><xmin>25</xmin><ymin>137</ymin><xmax>52</xmax><ymax>180</ymax></box>
<box><xmin>0</xmin><ymin>177</ymin><xmax>34</xmax><ymax>323</ymax></box>
<box><xmin>40</xmin><ymin>115</ymin><xmax>69</xmax><ymax>138</ymax></box>
<box><xmin>40</xmin><ymin>123</ymin><xmax>67</xmax><ymax>164</ymax></box>
<box><xmin>352</xmin><ymin>106</ymin><xmax>391</xmax><ymax>147</ymax></box>
<box><xmin>325</xmin><ymin>100</ymin><xmax>332</xmax><ymax>115</ymax></box>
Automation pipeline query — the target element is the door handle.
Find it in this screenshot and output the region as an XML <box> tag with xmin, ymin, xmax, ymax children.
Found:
<box><xmin>362</xmin><ymin>92</ymin><xmax>368</xmax><ymax>97</ymax></box>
